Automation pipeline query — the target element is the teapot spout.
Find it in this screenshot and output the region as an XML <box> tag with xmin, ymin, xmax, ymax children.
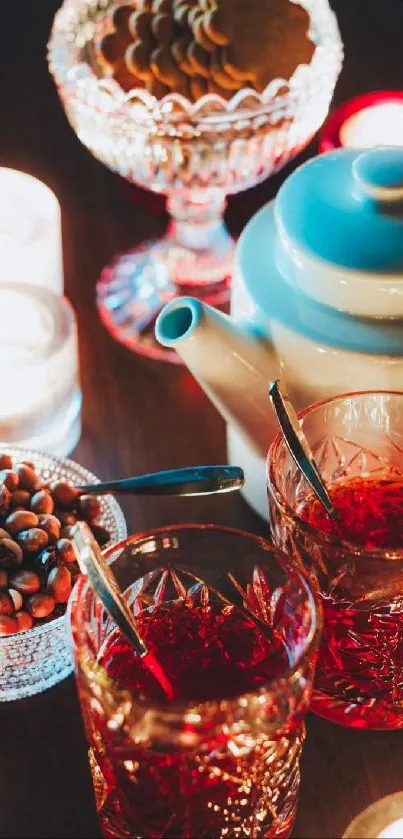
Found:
<box><xmin>155</xmin><ymin>297</ymin><xmax>278</xmax><ymax>458</ymax></box>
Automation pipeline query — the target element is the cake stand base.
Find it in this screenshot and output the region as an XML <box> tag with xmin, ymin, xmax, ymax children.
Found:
<box><xmin>96</xmin><ymin>222</ymin><xmax>234</xmax><ymax>364</ymax></box>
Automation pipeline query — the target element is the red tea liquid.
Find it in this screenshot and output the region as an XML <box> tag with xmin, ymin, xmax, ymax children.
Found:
<box><xmin>300</xmin><ymin>476</ymin><xmax>403</xmax><ymax>728</ymax></box>
<box><xmin>102</xmin><ymin>600</ymin><xmax>287</xmax><ymax>701</ymax></box>
<box><xmin>84</xmin><ymin>600</ymin><xmax>300</xmax><ymax>839</ymax></box>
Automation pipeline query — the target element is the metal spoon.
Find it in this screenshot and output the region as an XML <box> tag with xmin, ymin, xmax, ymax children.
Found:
<box><xmin>75</xmin><ymin>465</ymin><xmax>244</xmax><ymax>497</ymax></box>
<box><xmin>72</xmin><ymin>521</ymin><xmax>148</xmax><ymax>656</ymax></box>
<box><xmin>72</xmin><ymin>522</ymin><xmax>175</xmax><ymax>700</ymax></box>
<box><xmin>268</xmin><ymin>380</ymin><xmax>338</xmax><ymax>521</ymax></box>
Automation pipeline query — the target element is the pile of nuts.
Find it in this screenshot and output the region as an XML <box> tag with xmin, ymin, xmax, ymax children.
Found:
<box><xmin>0</xmin><ymin>453</ymin><xmax>111</xmax><ymax>636</ymax></box>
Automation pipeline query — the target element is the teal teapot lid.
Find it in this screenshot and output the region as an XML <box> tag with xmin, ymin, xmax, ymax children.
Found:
<box><xmin>274</xmin><ymin>147</ymin><xmax>403</xmax><ymax>317</ymax></box>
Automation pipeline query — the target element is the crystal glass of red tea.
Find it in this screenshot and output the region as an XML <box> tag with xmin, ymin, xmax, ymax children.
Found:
<box><xmin>68</xmin><ymin>524</ymin><xmax>320</xmax><ymax>839</ymax></box>
<box><xmin>267</xmin><ymin>389</ymin><xmax>403</xmax><ymax>729</ymax></box>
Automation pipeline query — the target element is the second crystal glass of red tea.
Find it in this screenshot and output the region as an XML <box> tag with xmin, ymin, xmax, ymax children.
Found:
<box><xmin>69</xmin><ymin>525</ymin><xmax>321</xmax><ymax>839</ymax></box>
<box><xmin>267</xmin><ymin>390</ymin><xmax>403</xmax><ymax>730</ymax></box>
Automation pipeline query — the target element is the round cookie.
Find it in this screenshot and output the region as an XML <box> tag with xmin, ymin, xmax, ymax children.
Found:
<box><xmin>172</xmin><ymin>0</ymin><xmax>198</xmax><ymax>27</ymax></box>
<box><xmin>111</xmin><ymin>4</ymin><xmax>137</xmax><ymax>33</ymax></box>
<box><xmin>148</xmin><ymin>77</ymin><xmax>171</xmax><ymax>97</ymax></box>
<box><xmin>129</xmin><ymin>7</ymin><xmax>153</xmax><ymax>39</ymax></box>
<box><xmin>189</xmin><ymin>7</ymin><xmax>217</xmax><ymax>53</ymax></box>
<box><xmin>125</xmin><ymin>40</ymin><xmax>154</xmax><ymax>81</ymax></box>
<box><xmin>98</xmin><ymin>3</ymin><xmax>143</xmax><ymax>90</ymax></box>
<box><xmin>187</xmin><ymin>40</ymin><xmax>211</xmax><ymax>78</ymax></box>
<box><xmin>98</xmin><ymin>6</ymin><xmax>134</xmax><ymax>68</ymax></box>
<box><xmin>153</xmin><ymin>0</ymin><xmax>174</xmax><ymax>12</ymax></box>
<box><xmin>171</xmin><ymin>34</ymin><xmax>194</xmax><ymax>74</ymax></box>
<box><xmin>190</xmin><ymin>75</ymin><xmax>209</xmax><ymax>100</ymax></box>
<box><xmin>202</xmin><ymin>0</ymin><xmax>315</xmax><ymax>90</ymax></box>
<box><xmin>151</xmin><ymin>44</ymin><xmax>191</xmax><ymax>96</ymax></box>
<box><xmin>126</xmin><ymin>6</ymin><xmax>177</xmax><ymax>82</ymax></box>
<box><xmin>152</xmin><ymin>11</ymin><xmax>176</xmax><ymax>40</ymax></box>
<box><xmin>207</xmin><ymin>77</ymin><xmax>235</xmax><ymax>100</ymax></box>
<box><xmin>209</xmin><ymin>52</ymin><xmax>243</xmax><ymax>90</ymax></box>
<box><xmin>98</xmin><ymin>0</ymin><xmax>296</xmax><ymax>103</ymax></box>
<box><xmin>125</xmin><ymin>9</ymin><xmax>157</xmax><ymax>80</ymax></box>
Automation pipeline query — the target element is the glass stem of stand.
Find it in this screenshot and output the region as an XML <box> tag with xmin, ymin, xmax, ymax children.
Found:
<box><xmin>165</xmin><ymin>192</ymin><xmax>234</xmax><ymax>300</ymax></box>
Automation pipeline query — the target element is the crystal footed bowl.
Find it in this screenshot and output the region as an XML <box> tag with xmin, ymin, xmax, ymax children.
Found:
<box><xmin>48</xmin><ymin>0</ymin><xmax>343</xmax><ymax>363</ymax></box>
<box><xmin>0</xmin><ymin>446</ymin><xmax>127</xmax><ymax>702</ymax></box>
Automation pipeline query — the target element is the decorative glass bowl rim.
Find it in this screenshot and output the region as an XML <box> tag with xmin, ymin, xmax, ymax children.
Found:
<box><xmin>47</xmin><ymin>0</ymin><xmax>343</xmax><ymax>124</ymax></box>
<box><xmin>70</xmin><ymin>523</ymin><xmax>323</xmax><ymax>712</ymax></box>
<box><xmin>0</xmin><ymin>445</ymin><xmax>127</xmax><ymax>644</ymax></box>
<box><xmin>268</xmin><ymin>389</ymin><xmax>403</xmax><ymax>560</ymax></box>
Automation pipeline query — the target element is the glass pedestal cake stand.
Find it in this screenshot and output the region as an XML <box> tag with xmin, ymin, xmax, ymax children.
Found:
<box><xmin>48</xmin><ymin>0</ymin><xmax>342</xmax><ymax>363</ymax></box>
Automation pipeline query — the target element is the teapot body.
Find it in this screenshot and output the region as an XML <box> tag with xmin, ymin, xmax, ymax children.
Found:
<box><xmin>231</xmin><ymin>197</ymin><xmax>403</xmax><ymax>520</ymax></box>
<box><xmin>157</xmin><ymin>149</ymin><xmax>403</xmax><ymax>522</ymax></box>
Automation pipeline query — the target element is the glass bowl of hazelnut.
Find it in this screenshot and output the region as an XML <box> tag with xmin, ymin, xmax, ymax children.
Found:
<box><xmin>0</xmin><ymin>447</ymin><xmax>126</xmax><ymax>701</ymax></box>
<box><xmin>48</xmin><ymin>0</ymin><xmax>343</xmax><ymax>363</ymax></box>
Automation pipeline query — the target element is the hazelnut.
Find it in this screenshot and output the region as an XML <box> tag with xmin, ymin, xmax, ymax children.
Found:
<box><xmin>0</xmin><ymin>456</ymin><xmax>108</xmax><ymax>634</ymax></box>
<box><xmin>16</xmin><ymin>464</ymin><xmax>39</xmax><ymax>492</ymax></box>
<box><xmin>30</xmin><ymin>490</ymin><xmax>54</xmax><ymax>515</ymax></box>
<box><xmin>26</xmin><ymin>593</ymin><xmax>55</xmax><ymax>619</ymax></box>
<box><xmin>38</xmin><ymin>514</ymin><xmax>60</xmax><ymax>544</ymax></box>
<box><xmin>57</xmin><ymin>512</ymin><xmax>77</xmax><ymax>527</ymax></box>
<box><xmin>9</xmin><ymin>569</ymin><xmax>41</xmax><ymax>596</ymax></box>
<box><xmin>0</xmin><ymin>615</ymin><xmax>18</xmax><ymax>635</ymax></box>
<box><xmin>5</xmin><ymin>510</ymin><xmax>39</xmax><ymax>536</ymax></box>
<box><xmin>50</xmin><ymin>480</ymin><xmax>79</xmax><ymax>509</ymax></box>
<box><xmin>56</xmin><ymin>538</ymin><xmax>76</xmax><ymax>564</ymax></box>
<box><xmin>15</xmin><ymin>611</ymin><xmax>34</xmax><ymax>633</ymax></box>
<box><xmin>47</xmin><ymin>565</ymin><xmax>72</xmax><ymax>603</ymax></box>
<box><xmin>0</xmin><ymin>591</ymin><xmax>14</xmax><ymax>616</ymax></box>
<box><xmin>0</xmin><ymin>538</ymin><xmax>23</xmax><ymax>569</ymax></box>
<box><xmin>10</xmin><ymin>490</ymin><xmax>30</xmax><ymax>510</ymax></box>
<box><xmin>0</xmin><ymin>484</ymin><xmax>11</xmax><ymax>519</ymax></box>
<box><xmin>17</xmin><ymin>528</ymin><xmax>49</xmax><ymax>554</ymax></box>
<box><xmin>0</xmin><ymin>454</ymin><xmax>13</xmax><ymax>470</ymax></box>
<box><xmin>0</xmin><ymin>470</ymin><xmax>19</xmax><ymax>491</ymax></box>
<box><xmin>78</xmin><ymin>495</ymin><xmax>101</xmax><ymax>521</ymax></box>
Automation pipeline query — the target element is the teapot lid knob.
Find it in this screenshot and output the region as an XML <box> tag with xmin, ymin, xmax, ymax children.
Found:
<box><xmin>275</xmin><ymin>146</ymin><xmax>403</xmax><ymax>284</ymax></box>
<box><xmin>352</xmin><ymin>147</ymin><xmax>403</xmax><ymax>202</ymax></box>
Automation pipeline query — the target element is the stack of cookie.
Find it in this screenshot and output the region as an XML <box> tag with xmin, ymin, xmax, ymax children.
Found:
<box><xmin>97</xmin><ymin>0</ymin><xmax>315</xmax><ymax>102</ymax></box>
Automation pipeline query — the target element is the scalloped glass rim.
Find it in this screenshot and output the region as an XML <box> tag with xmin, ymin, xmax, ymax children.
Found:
<box><xmin>0</xmin><ymin>444</ymin><xmax>127</xmax><ymax>644</ymax></box>
<box><xmin>48</xmin><ymin>0</ymin><xmax>344</xmax><ymax>123</ymax></box>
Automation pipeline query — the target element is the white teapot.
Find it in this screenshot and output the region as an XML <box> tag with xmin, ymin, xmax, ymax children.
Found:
<box><xmin>156</xmin><ymin>147</ymin><xmax>403</xmax><ymax>519</ymax></box>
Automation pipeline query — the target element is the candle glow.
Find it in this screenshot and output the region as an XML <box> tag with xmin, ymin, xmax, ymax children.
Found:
<box><xmin>340</xmin><ymin>102</ymin><xmax>403</xmax><ymax>148</ymax></box>
<box><xmin>319</xmin><ymin>91</ymin><xmax>403</xmax><ymax>153</ymax></box>
<box><xmin>343</xmin><ymin>793</ymin><xmax>403</xmax><ymax>839</ymax></box>
<box><xmin>0</xmin><ymin>284</ymin><xmax>81</xmax><ymax>455</ymax></box>
<box><xmin>0</xmin><ymin>168</ymin><xmax>63</xmax><ymax>293</ymax></box>
<box><xmin>0</xmin><ymin>289</ymin><xmax>54</xmax><ymax>418</ymax></box>
<box><xmin>378</xmin><ymin>817</ymin><xmax>403</xmax><ymax>839</ymax></box>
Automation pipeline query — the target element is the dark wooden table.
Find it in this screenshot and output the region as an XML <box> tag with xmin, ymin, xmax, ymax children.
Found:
<box><xmin>1</xmin><ymin>1</ymin><xmax>403</xmax><ymax>836</ymax></box>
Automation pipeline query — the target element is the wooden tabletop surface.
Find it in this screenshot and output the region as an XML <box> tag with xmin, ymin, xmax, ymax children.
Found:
<box><xmin>1</xmin><ymin>1</ymin><xmax>403</xmax><ymax>836</ymax></box>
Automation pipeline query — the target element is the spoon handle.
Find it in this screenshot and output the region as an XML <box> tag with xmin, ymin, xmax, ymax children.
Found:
<box><xmin>72</xmin><ymin>522</ymin><xmax>148</xmax><ymax>657</ymax></box>
<box><xmin>268</xmin><ymin>380</ymin><xmax>337</xmax><ymax>520</ymax></box>
<box><xmin>76</xmin><ymin>465</ymin><xmax>244</xmax><ymax>497</ymax></box>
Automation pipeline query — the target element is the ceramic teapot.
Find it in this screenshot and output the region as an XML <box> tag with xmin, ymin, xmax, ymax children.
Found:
<box><xmin>156</xmin><ymin>147</ymin><xmax>403</xmax><ymax>520</ymax></box>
